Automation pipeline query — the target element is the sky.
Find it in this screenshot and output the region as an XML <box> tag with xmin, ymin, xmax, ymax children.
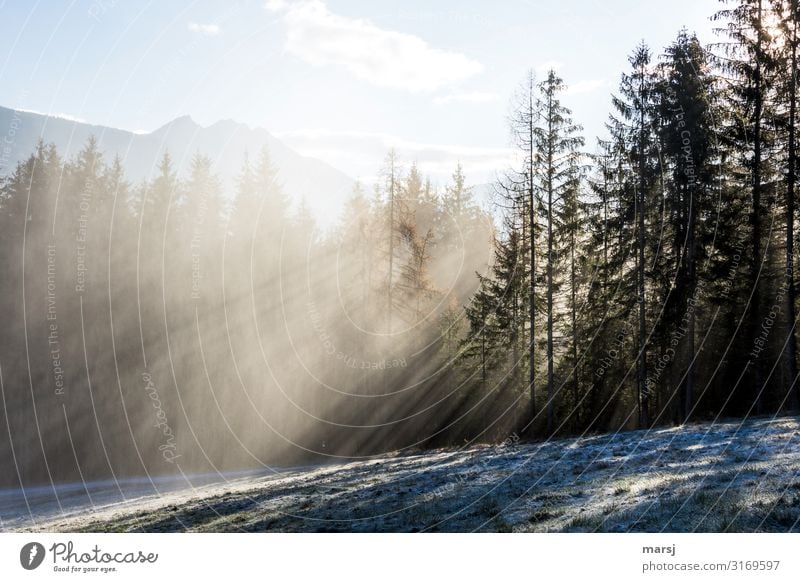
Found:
<box><xmin>0</xmin><ymin>0</ymin><xmax>720</xmax><ymax>186</ymax></box>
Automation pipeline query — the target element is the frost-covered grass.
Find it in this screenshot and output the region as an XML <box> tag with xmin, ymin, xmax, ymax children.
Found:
<box><xmin>4</xmin><ymin>416</ymin><xmax>800</xmax><ymax>532</ymax></box>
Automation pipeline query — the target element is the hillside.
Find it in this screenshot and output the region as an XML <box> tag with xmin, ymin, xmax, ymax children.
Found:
<box><xmin>5</xmin><ymin>416</ymin><xmax>800</xmax><ymax>533</ymax></box>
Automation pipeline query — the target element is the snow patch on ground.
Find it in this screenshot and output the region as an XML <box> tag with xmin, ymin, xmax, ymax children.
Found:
<box><xmin>3</xmin><ymin>416</ymin><xmax>800</xmax><ymax>532</ymax></box>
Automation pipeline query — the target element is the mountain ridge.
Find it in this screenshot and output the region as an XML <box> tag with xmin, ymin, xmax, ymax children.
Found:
<box><xmin>0</xmin><ymin>105</ymin><xmax>355</xmax><ymax>224</ymax></box>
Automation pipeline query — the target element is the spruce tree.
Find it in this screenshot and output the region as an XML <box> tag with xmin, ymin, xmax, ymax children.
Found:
<box><xmin>533</xmin><ymin>69</ymin><xmax>585</xmax><ymax>434</ymax></box>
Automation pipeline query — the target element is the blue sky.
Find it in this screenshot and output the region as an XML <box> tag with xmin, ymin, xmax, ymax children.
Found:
<box><xmin>0</xmin><ymin>0</ymin><xmax>719</xmax><ymax>184</ymax></box>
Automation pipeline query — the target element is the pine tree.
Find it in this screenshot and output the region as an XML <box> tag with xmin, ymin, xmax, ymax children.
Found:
<box><xmin>773</xmin><ymin>0</ymin><xmax>800</xmax><ymax>409</ymax></box>
<box><xmin>508</xmin><ymin>70</ymin><xmax>541</xmax><ymax>426</ymax></box>
<box><xmin>560</xmin><ymin>157</ymin><xmax>586</xmax><ymax>431</ymax></box>
<box><xmin>656</xmin><ymin>30</ymin><xmax>718</xmax><ymax>421</ymax></box>
<box><xmin>396</xmin><ymin>217</ymin><xmax>436</xmax><ymax>325</ymax></box>
<box><xmin>383</xmin><ymin>149</ymin><xmax>401</xmax><ymax>334</ymax></box>
<box><xmin>533</xmin><ymin>69</ymin><xmax>585</xmax><ymax>434</ymax></box>
<box><xmin>609</xmin><ymin>43</ymin><xmax>661</xmax><ymax>428</ymax></box>
<box><xmin>713</xmin><ymin>0</ymin><xmax>779</xmax><ymax>413</ymax></box>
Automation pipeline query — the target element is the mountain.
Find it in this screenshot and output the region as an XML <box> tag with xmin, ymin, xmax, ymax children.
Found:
<box><xmin>0</xmin><ymin>105</ymin><xmax>355</xmax><ymax>225</ymax></box>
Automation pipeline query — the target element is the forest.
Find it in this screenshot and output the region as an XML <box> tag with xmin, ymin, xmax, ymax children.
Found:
<box><xmin>2</xmin><ymin>0</ymin><xmax>800</xmax><ymax>488</ymax></box>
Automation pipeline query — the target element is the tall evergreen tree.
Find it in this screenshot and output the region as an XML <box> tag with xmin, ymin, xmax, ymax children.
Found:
<box><xmin>713</xmin><ymin>0</ymin><xmax>778</xmax><ymax>413</ymax></box>
<box><xmin>609</xmin><ymin>43</ymin><xmax>661</xmax><ymax>428</ymax></box>
<box><xmin>773</xmin><ymin>0</ymin><xmax>800</xmax><ymax>409</ymax></box>
<box><xmin>533</xmin><ymin>70</ymin><xmax>585</xmax><ymax>434</ymax></box>
<box><xmin>657</xmin><ymin>30</ymin><xmax>718</xmax><ymax>421</ymax></box>
<box><xmin>508</xmin><ymin>70</ymin><xmax>541</xmax><ymax>427</ymax></box>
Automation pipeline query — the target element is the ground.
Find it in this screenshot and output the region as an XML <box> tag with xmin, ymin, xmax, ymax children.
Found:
<box><xmin>3</xmin><ymin>416</ymin><xmax>800</xmax><ymax>532</ymax></box>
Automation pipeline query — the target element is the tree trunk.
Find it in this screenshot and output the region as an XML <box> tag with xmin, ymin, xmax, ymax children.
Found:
<box><xmin>788</xmin><ymin>0</ymin><xmax>800</xmax><ymax>411</ymax></box>
<box><xmin>546</xmin><ymin>91</ymin><xmax>555</xmax><ymax>436</ymax></box>
<box><xmin>637</xmin><ymin>60</ymin><xmax>649</xmax><ymax>429</ymax></box>
<box><xmin>571</xmin><ymin>210</ymin><xmax>579</xmax><ymax>432</ymax></box>
<box><xmin>752</xmin><ymin>0</ymin><xmax>764</xmax><ymax>415</ymax></box>
<box><xmin>387</xmin><ymin>153</ymin><xmax>395</xmax><ymax>335</ymax></box>
<box><xmin>528</xmin><ymin>95</ymin><xmax>537</xmax><ymax>426</ymax></box>
<box><xmin>685</xmin><ymin>184</ymin><xmax>695</xmax><ymax>422</ymax></box>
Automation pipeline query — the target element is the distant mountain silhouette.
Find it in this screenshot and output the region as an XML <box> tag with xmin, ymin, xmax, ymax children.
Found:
<box><xmin>0</xmin><ymin>106</ymin><xmax>355</xmax><ymax>223</ymax></box>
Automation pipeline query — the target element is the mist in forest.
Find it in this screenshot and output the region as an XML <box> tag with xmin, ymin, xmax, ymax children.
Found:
<box><xmin>3</xmin><ymin>0</ymin><xmax>800</xmax><ymax>494</ymax></box>
<box><xmin>0</xmin><ymin>138</ymin><xmax>496</xmax><ymax>487</ymax></box>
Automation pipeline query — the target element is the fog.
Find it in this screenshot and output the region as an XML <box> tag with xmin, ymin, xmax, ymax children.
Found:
<box><xmin>0</xmin><ymin>139</ymin><xmax>496</xmax><ymax>489</ymax></box>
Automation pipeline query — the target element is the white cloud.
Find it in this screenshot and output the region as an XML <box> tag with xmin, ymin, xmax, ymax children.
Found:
<box><xmin>565</xmin><ymin>79</ymin><xmax>607</xmax><ymax>96</ymax></box>
<box><xmin>188</xmin><ymin>22</ymin><xmax>220</xmax><ymax>36</ymax></box>
<box><xmin>433</xmin><ymin>91</ymin><xmax>501</xmax><ymax>105</ymax></box>
<box><xmin>264</xmin><ymin>0</ymin><xmax>287</xmax><ymax>11</ymax></box>
<box><xmin>266</xmin><ymin>0</ymin><xmax>483</xmax><ymax>92</ymax></box>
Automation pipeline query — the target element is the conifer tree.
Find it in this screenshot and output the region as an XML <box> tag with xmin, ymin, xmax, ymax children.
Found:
<box><xmin>609</xmin><ymin>43</ymin><xmax>661</xmax><ymax>428</ymax></box>
<box><xmin>533</xmin><ymin>69</ymin><xmax>585</xmax><ymax>434</ymax></box>
<box><xmin>657</xmin><ymin>30</ymin><xmax>718</xmax><ymax>420</ymax></box>
<box><xmin>713</xmin><ymin>0</ymin><xmax>778</xmax><ymax>413</ymax></box>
